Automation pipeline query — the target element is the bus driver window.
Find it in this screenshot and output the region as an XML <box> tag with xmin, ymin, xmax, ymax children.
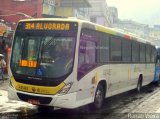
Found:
<box><xmin>78</xmin><ymin>40</ymin><xmax>96</xmax><ymax>79</ymax></box>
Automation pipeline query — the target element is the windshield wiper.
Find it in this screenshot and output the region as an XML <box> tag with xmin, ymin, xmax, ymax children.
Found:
<box><xmin>44</xmin><ymin>37</ymin><xmax>56</xmax><ymax>50</ymax></box>
<box><xmin>35</xmin><ymin>38</ymin><xmax>45</xmax><ymax>76</ymax></box>
<box><xmin>37</xmin><ymin>38</ymin><xmax>45</xmax><ymax>65</ymax></box>
<box><xmin>19</xmin><ymin>38</ymin><xmax>25</xmax><ymax>60</ymax></box>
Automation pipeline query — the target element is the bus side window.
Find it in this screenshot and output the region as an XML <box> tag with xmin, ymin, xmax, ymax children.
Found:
<box><xmin>78</xmin><ymin>40</ymin><xmax>96</xmax><ymax>79</ymax></box>
<box><xmin>78</xmin><ymin>40</ymin><xmax>96</xmax><ymax>67</ymax></box>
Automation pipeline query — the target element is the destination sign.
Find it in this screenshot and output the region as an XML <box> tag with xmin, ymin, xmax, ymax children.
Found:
<box><xmin>19</xmin><ymin>60</ymin><xmax>37</xmax><ymax>68</ymax></box>
<box><xmin>24</xmin><ymin>22</ymin><xmax>71</xmax><ymax>30</ymax></box>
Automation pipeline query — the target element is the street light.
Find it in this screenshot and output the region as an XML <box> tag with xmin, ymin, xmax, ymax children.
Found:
<box><xmin>0</xmin><ymin>12</ymin><xmax>33</xmax><ymax>18</ymax></box>
<box><xmin>16</xmin><ymin>12</ymin><xmax>33</xmax><ymax>18</ymax></box>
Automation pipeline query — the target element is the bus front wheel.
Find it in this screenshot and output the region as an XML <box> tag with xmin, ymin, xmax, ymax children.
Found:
<box><xmin>89</xmin><ymin>83</ymin><xmax>105</xmax><ymax>110</ymax></box>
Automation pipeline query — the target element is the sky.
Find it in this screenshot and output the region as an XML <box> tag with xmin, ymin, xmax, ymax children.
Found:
<box><xmin>107</xmin><ymin>0</ymin><xmax>160</xmax><ymax>26</ymax></box>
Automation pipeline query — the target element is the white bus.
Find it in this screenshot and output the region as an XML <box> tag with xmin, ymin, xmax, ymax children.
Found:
<box><xmin>8</xmin><ymin>18</ymin><xmax>155</xmax><ymax>111</ymax></box>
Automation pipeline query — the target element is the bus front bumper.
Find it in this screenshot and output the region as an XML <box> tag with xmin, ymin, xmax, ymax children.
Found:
<box><xmin>8</xmin><ymin>85</ymin><xmax>83</xmax><ymax>109</ymax></box>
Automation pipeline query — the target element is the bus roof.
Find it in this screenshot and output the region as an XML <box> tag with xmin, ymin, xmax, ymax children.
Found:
<box><xmin>19</xmin><ymin>18</ymin><xmax>154</xmax><ymax>46</ymax></box>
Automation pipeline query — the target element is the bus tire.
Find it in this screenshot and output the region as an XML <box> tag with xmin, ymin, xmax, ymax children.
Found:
<box><xmin>137</xmin><ymin>76</ymin><xmax>142</xmax><ymax>93</ymax></box>
<box><xmin>89</xmin><ymin>83</ymin><xmax>105</xmax><ymax>110</ymax></box>
<box><xmin>37</xmin><ymin>106</ymin><xmax>54</xmax><ymax>113</ymax></box>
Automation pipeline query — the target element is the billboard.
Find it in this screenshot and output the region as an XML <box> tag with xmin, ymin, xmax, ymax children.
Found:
<box><xmin>42</xmin><ymin>0</ymin><xmax>56</xmax><ymax>15</ymax></box>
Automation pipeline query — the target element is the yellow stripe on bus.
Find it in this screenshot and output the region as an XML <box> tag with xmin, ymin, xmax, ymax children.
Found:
<box><xmin>11</xmin><ymin>76</ymin><xmax>65</xmax><ymax>95</ymax></box>
<box><xmin>95</xmin><ymin>72</ymin><xmax>99</xmax><ymax>84</ymax></box>
<box><xmin>96</xmin><ymin>26</ymin><xmax>117</xmax><ymax>35</ymax></box>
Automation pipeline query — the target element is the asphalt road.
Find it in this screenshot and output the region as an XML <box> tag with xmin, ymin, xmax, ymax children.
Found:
<box><xmin>0</xmin><ymin>80</ymin><xmax>159</xmax><ymax>119</ymax></box>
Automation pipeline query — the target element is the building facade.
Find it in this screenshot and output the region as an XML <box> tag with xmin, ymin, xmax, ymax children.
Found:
<box><xmin>108</xmin><ymin>7</ymin><xmax>118</xmax><ymax>26</ymax></box>
<box><xmin>0</xmin><ymin>0</ymin><xmax>58</xmax><ymax>30</ymax></box>
<box><xmin>149</xmin><ymin>25</ymin><xmax>160</xmax><ymax>46</ymax></box>
<box><xmin>0</xmin><ymin>0</ymin><xmax>91</xmax><ymax>30</ymax></box>
<box><xmin>113</xmin><ymin>20</ymin><xmax>150</xmax><ymax>39</ymax></box>
<box><xmin>88</xmin><ymin>0</ymin><xmax>111</xmax><ymax>26</ymax></box>
<box><xmin>55</xmin><ymin>0</ymin><xmax>91</xmax><ymax>20</ymax></box>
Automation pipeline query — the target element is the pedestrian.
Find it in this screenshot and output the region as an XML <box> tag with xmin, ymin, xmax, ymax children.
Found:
<box><xmin>0</xmin><ymin>54</ymin><xmax>6</xmax><ymax>81</ymax></box>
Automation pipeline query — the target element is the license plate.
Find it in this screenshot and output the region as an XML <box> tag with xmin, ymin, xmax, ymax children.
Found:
<box><xmin>28</xmin><ymin>99</ymin><xmax>40</xmax><ymax>105</ymax></box>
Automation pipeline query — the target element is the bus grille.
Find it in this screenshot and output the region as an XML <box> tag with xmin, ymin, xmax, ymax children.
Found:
<box><xmin>17</xmin><ymin>93</ymin><xmax>52</xmax><ymax>104</ymax></box>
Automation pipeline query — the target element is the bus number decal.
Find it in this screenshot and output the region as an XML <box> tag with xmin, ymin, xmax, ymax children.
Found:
<box><xmin>19</xmin><ymin>60</ymin><xmax>37</xmax><ymax>68</ymax></box>
<box><xmin>25</xmin><ymin>23</ymin><xmax>35</xmax><ymax>30</ymax></box>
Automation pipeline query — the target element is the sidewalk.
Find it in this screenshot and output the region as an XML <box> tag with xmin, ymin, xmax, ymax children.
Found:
<box><xmin>0</xmin><ymin>78</ymin><xmax>8</xmax><ymax>96</ymax></box>
<box><xmin>130</xmin><ymin>88</ymin><xmax>160</xmax><ymax>113</ymax></box>
<box><xmin>0</xmin><ymin>78</ymin><xmax>35</xmax><ymax>113</ymax></box>
<box><xmin>0</xmin><ymin>74</ymin><xmax>8</xmax><ymax>88</ymax></box>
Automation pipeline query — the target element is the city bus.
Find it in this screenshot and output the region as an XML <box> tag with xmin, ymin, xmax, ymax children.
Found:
<box><xmin>8</xmin><ymin>18</ymin><xmax>155</xmax><ymax>111</ymax></box>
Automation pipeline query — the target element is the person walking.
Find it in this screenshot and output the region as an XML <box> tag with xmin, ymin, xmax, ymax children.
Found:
<box><xmin>0</xmin><ymin>54</ymin><xmax>6</xmax><ymax>81</ymax></box>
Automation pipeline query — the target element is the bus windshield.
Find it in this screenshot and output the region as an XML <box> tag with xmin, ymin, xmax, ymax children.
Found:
<box><xmin>11</xmin><ymin>29</ymin><xmax>77</xmax><ymax>78</ymax></box>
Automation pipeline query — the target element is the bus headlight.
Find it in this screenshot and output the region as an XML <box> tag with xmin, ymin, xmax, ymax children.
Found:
<box><xmin>58</xmin><ymin>82</ymin><xmax>73</xmax><ymax>95</ymax></box>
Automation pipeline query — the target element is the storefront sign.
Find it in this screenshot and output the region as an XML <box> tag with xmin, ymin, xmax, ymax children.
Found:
<box><xmin>43</xmin><ymin>0</ymin><xmax>55</xmax><ymax>15</ymax></box>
